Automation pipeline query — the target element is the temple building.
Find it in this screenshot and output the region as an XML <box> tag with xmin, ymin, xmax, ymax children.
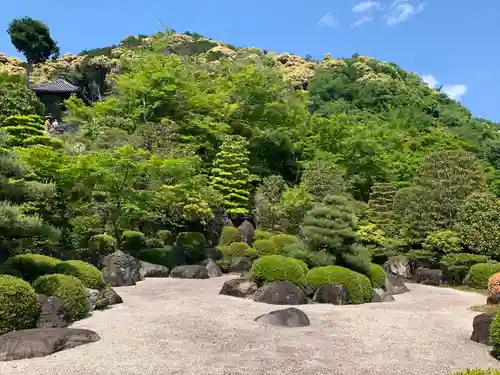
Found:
<box><xmin>32</xmin><ymin>79</ymin><xmax>80</xmax><ymax>120</ymax></box>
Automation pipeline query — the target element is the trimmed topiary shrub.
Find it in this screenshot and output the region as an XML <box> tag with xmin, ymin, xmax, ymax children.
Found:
<box><xmin>251</xmin><ymin>255</ymin><xmax>307</xmax><ymax>286</ymax></box>
<box><xmin>448</xmin><ymin>370</ymin><xmax>500</xmax><ymax>375</ymax></box>
<box><xmin>54</xmin><ymin>260</ymin><xmax>105</xmax><ymax>289</ymax></box>
<box><xmin>467</xmin><ymin>263</ymin><xmax>500</xmax><ymax>289</ymax></box>
<box><xmin>423</xmin><ymin>230</ymin><xmax>463</xmax><ymax>254</ymax></box>
<box><xmin>121</xmin><ymin>231</ymin><xmax>146</xmax><ymax>255</ymax></box>
<box><xmin>290</xmin><ymin>258</ymin><xmax>309</xmax><ymax>275</ymax></box>
<box><xmin>6</xmin><ymin>253</ymin><xmax>62</xmax><ymax>282</ymax></box>
<box><xmin>271</xmin><ymin>234</ymin><xmax>297</xmax><ymax>250</ymax></box>
<box><xmin>219</xmin><ymin>226</ymin><xmax>242</xmax><ymax>246</ymax></box>
<box><xmin>228</xmin><ymin>242</ymin><xmax>249</xmax><ymax>257</ymax></box>
<box><xmin>32</xmin><ymin>274</ymin><xmax>89</xmax><ymax>321</ymax></box>
<box><xmin>368</xmin><ymin>263</ymin><xmax>386</xmax><ymax>288</ymax></box>
<box><xmin>440</xmin><ymin>253</ymin><xmax>488</xmax><ymax>284</ymax></box>
<box><xmin>175</xmin><ymin>232</ymin><xmax>207</xmax><ymax>263</ymax></box>
<box><xmin>253</xmin><ymin>239</ymin><xmax>278</xmax><ymax>256</ymax></box>
<box><xmin>0</xmin><ymin>264</ymin><xmax>22</xmax><ymax>277</ymax></box>
<box><xmin>254</xmin><ymin>229</ymin><xmax>272</xmax><ymax>241</ymax></box>
<box><xmin>0</xmin><ymin>275</ymin><xmax>40</xmax><ymax>335</ymax></box>
<box><xmin>488</xmin><ymin>272</ymin><xmax>500</xmax><ymax>296</ymax></box>
<box><xmin>406</xmin><ymin>249</ymin><xmax>439</xmax><ymax>269</ymax></box>
<box><xmin>306</xmin><ymin>266</ymin><xmax>372</xmax><ymax>304</ymax></box>
<box><xmin>491</xmin><ymin>313</ymin><xmax>500</xmax><ymax>359</ymax></box>
<box><xmin>145</xmin><ymin>237</ymin><xmax>165</xmax><ymax>249</ymax></box>
<box><xmin>89</xmin><ymin>234</ymin><xmax>116</xmax><ymax>255</ymax></box>
<box><xmin>244</xmin><ymin>247</ymin><xmax>259</xmax><ymax>259</ymax></box>
<box><xmin>157</xmin><ymin>230</ymin><xmax>173</xmax><ymax>245</ymax></box>
<box><xmin>138</xmin><ymin>247</ymin><xmax>175</xmax><ymax>268</ymax></box>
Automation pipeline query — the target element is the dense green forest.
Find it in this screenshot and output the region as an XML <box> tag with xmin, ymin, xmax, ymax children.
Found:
<box><xmin>2</xmin><ymin>20</ymin><xmax>500</xmax><ymax>288</ymax></box>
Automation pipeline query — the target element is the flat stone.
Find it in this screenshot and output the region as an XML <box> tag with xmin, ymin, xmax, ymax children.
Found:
<box><xmin>170</xmin><ymin>265</ymin><xmax>208</xmax><ymax>279</ymax></box>
<box><xmin>255</xmin><ymin>307</ymin><xmax>310</xmax><ymax>327</ymax></box>
<box><xmin>313</xmin><ymin>284</ymin><xmax>347</xmax><ymax>305</ymax></box>
<box><xmin>372</xmin><ymin>287</ymin><xmax>395</xmax><ymax>302</ymax></box>
<box><xmin>253</xmin><ymin>281</ymin><xmax>307</xmax><ymax>305</ymax></box>
<box><xmin>219</xmin><ymin>277</ymin><xmax>258</xmax><ymax>298</ymax></box>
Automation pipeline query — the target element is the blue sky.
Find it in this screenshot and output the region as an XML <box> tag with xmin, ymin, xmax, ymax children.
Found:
<box><xmin>1</xmin><ymin>0</ymin><xmax>498</xmax><ymax>122</ymax></box>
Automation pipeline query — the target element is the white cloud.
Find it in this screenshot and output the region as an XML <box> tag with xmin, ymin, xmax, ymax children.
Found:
<box><xmin>351</xmin><ymin>16</ymin><xmax>374</xmax><ymax>27</ymax></box>
<box><xmin>442</xmin><ymin>84</ymin><xmax>468</xmax><ymax>100</ymax></box>
<box><xmin>352</xmin><ymin>1</ymin><xmax>380</xmax><ymax>13</ymax></box>
<box><xmin>317</xmin><ymin>12</ymin><xmax>339</xmax><ymax>28</ymax></box>
<box><xmin>421</xmin><ymin>73</ymin><xmax>438</xmax><ymax>87</ymax></box>
<box><xmin>386</xmin><ymin>0</ymin><xmax>426</xmax><ymax>25</ymax></box>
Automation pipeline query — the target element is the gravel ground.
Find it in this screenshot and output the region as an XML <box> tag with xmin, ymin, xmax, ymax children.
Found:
<box><xmin>2</xmin><ymin>275</ymin><xmax>498</xmax><ymax>375</ymax></box>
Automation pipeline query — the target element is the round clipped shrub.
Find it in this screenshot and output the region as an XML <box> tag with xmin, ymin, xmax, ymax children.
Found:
<box><xmin>32</xmin><ymin>274</ymin><xmax>89</xmax><ymax>321</ymax></box>
<box><xmin>254</xmin><ymin>229</ymin><xmax>272</xmax><ymax>241</ymax></box>
<box><xmin>290</xmin><ymin>258</ymin><xmax>309</xmax><ymax>275</ymax></box>
<box><xmin>121</xmin><ymin>230</ymin><xmax>146</xmax><ymax>255</ymax></box>
<box><xmin>423</xmin><ymin>230</ymin><xmax>462</xmax><ymax>254</ymax></box>
<box><xmin>157</xmin><ymin>230</ymin><xmax>173</xmax><ymax>245</ymax></box>
<box><xmin>6</xmin><ymin>253</ymin><xmax>62</xmax><ymax>282</ymax></box>
<box><xmin>491</xmin><ymin>313</ymin><xmax>500</xmax><ymax>359</ymax></box>
<box><xmin>175</xmin><ymin>232</ymin><xmax>207</xmax><ymax>263</ymax></box>
<box><xmin>467</xmin><ymin>263</ymin><xmax>500</xmax><ymax>289</ymax></box>
<box><xmin>145</xmin><ymin>237</ymin><xmax>165</xmax><ymax>249</ymax></box>
<box><xmin>488</xmin><ymin>272</ymin><xmax>500</xmax><ymax>296</ymax></box>
<box><xmin>219</xmin><ymin>226</ymin><xmax>242</xmax><ymax>246</ymax></box>
<box><xmin>251</xmin><ymin>255</ymin><xmax>307</xmax><ymax>286</ymax></box>
<box><xmin>449</xmin><ymin>370</ymin><xmax>500</xmax><ymax>375</ymax></box>
<box><xmin>253</xmin><ymin>239</ymin><xmax>278</xmax><ymax>256</ymax></box>
<box><xmin>54</xmin><ymin>260</ymin><xmax>105</xmax><ymax>289</ymax></box>
<box><xmin>368</xmin><ymin>263</ymin><xmax>386</xmax><ymax>288</ymax></box>
<box><xmin>244</xmin><ymin>247</ymin><xmax>259</xmax><ymax>259</ymax></box>
<box><xmin>306</xmin><ymin>266</ymin><xmax>372</xmax><ymax>304</ymax></box>
<box><xmin>440</xmin><ymin>253</ymin><xmax>488</xmax><ymax>284</ymax></box>
<box><xmin>138</xmin><ymin>247</ymin><xmax>175</xmax><ymax>268</ymax></box>
<box><xmin>0</xmin><ymin>264</ymin><xmax>22</xmax><ymax>277</ymax></box>
<box><xmin>406</xmin><ymin>249</ymin><xmax>439</xmax><ymax>269</ymax></box>
<box><xmin>89</xmin><ymin>234</ymin><xmax>116</xmax><ymax>255</ymax></box>
<box><xmin>227</xmin><ymin>242</ymin><xmax>249</xmax><ymax>257</ymax></box>
<box><xmin>0</xmin><ymin>275</ymin><xmax>40</xmax><ymax>335</ymax></box>
<box><xmin>271</xmin><ymin>234</ymin><xmax>298</xmax><ymax>250</ymax></box>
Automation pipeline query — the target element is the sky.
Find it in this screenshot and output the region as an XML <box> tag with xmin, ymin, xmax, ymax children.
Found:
<box><xmin>0</xmin><ymin>0</ymin><xmax>498</xmax><ymax>122</ymax></box>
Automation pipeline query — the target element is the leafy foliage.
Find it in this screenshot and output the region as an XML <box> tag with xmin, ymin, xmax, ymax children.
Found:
<box><xmin>0</xmin><ymin>275</ymin><xmax>39</xmax><ymax>334</ymax></box>
<box><xmin>251</xmin><ymin>254</ymin><xmax>307</xmax><ymax>286</ymax></box>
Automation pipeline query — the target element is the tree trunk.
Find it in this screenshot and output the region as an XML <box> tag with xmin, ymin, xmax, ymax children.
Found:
<box><xmin>25</xmin><ymin>61</ymin><xmax>32</xmax><ymax>88</ymax></box>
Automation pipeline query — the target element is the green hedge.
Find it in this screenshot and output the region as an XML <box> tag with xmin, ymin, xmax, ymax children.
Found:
<box><xmin>32</xmin><ymin>274</ymin><xmax>89</xmax><ymax>321</ymax></box>
<box><xmin>253</xmin><ymin>239</ymin><xmax>278</xmax><ymax>256</ymax></box>
<box><xmin>157</xmin><ymin>230</ymin><xmax>174</xmax><ymax>245</ymax></box>
<box><xmin>254</xmin><ymin>229</ymin><xmax>272</xmax><ymax>241</ymax></box>
<box><xmin>466</xmin><ymin>263</ymin><xmax>500</xmax><ymax>289</ymax></box>
<box><xmin>89</xmin><ymin>234</ymin><xmax>116</xmax><ymax>255</ymax></box>
<box><xmin>175</xmin><ymin>232</ymin><xmax>207</xmax><ymax>263</ymax></box>
<box><xmin>244</xmin><ymin>247</ymin><xmax>259</xmax><ymax>259</ymax></box>
<box><xmin>121</xmin><ymin>231</ymin><xmax>146</xmax><ymax>255</ymax></box>
<box><xmin>0</xmin><ymin>275</ymin><xmax>40</xmax><ymax>335</ymax></box>
<box><xmin>440</xmin><ymin>253</ymin><xmax>488</xmax><ymax>284</ymax></box>
<box><xmin>368</xmin><ymin>263</ymin><xmax>386</xmax><ymax>288</ymax></box>
<box><xmin>219</xmin><ymin>226</ymin><xmax>242</xmax><ymax>246</ymax></box>
<box><xmin>306</xmin><ymin>266</ymin><xmax>372</xmax><ymax>304</ymax></box>
<box><xmin>138</xmin><ymin>247</ymin><xmax>175</xmax><ymax>268</ymax></box>
<box><xmin>54</xmin><ymin>260</ymin><xmax>105</xmax><ymax>289</ymax></box>
<box><xmin>145</xmin><ymin>237</ymin><xmax>165</xmax><ymax>249</ymax></box>
<box><xmin>270</xmin><ymin>234</ymin><xmax>297</xmax><ymax>250</ymax></box>
<box><xmin>491</xmin><ymin>312</ymin><xmax>500</xmax><ymax>359</ymax></box>
<box><xmin>251</xmin><ymin>255</ymin><xmax>307</xmax><ymax>286</ymax></box>
<box><xmin>6</xmin><ymin>253</ymin><xmax>62</xmax><ymax>282</ymax></box>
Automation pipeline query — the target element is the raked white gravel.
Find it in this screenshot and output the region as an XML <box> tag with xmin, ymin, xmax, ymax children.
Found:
<box><xmin>2</xmin><ymin>275</ymin><xmax>499</xmax><ymax>375</ymax></box>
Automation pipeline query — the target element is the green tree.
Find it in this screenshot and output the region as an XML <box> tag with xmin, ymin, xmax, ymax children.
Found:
<box><xmin>367</xmin><ymin>182</ymin><xmax>398</xmax><ymax>227</ymax></box>
<box><xmin>0</xmin><ymin>72</ymin><xmax>43</xmax><ymax>120</ymax></box>
<box><xmin>7</xmin><ymin>17</ymin><xmax>60</xmax><ymax>87</ymax></box>
<box><xmin>301</xmin><ymin>195</ymin><xmax>371</xmax><ymax>274</ymax></box>
<box><xmin>301</xmin><ymin>151</ymin><xmax>347</xmax><ymax>200</ymax></box>
<box><xmin>253</xmin><ymin>175</ymin><xmax>286</xmax><ymax>230</ymax></box>
<box><xmin>210</xmin><ymin>135</ymin><xmax>251</xmax><ymax>214</ymax></box>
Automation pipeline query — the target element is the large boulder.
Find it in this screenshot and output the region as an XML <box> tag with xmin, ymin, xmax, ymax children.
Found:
<box><xmin>170</xmin><ymin>265</ymin><xmax>209</xmax><ymax>279</ymax></box>
<box><xmin>238</xmin><ymin>220</ymin><xmax>255</xmax><ymax>246</ymax></box>
<box><xmin>253</xmin><ymin>281</ymin><xmax>307</xmax><ymax>305</ymax></box>
<box><xmin>0</xmin><ymin>328</ymin><xmax>100</xmax><ymax>361</ymax></box>
<box><xmin>205</xmin><ymin>259</ymin><xmax>222</xmax><ymax>277</ymax></box>
<box><xmin>470</xmin><ymin>313</ymin><xmax>496</xmax><ymax>345</ymax></box>
<box><xmin>487</xmin><ymin>293</ymin><xmax>500</xmax><ymax>305</ymax></box>
<box><xmin>101</xmin><ymin>250</ymin><xmax>142</xmax><ymax>287</ymax></box>
<box><xmin>219</xmin><ymin>277</ymin><xmax>258</xmax><ymax>298</ymax></box>
<box><xmin>385</xmin><ymin>274</ymin><xmax>409</xmax><ymax>295</ymax></box>
<box><xmin>255</xmin><ymin>307</ymin><xmax>310</xmax><ymax>328</ymax></box>
<box><xmin>384</xmin><ymin>256</ymin><xmax>411</xmax><ymax>278</ymax></box>
<box><xmin>95</xmin><ymin>285</ymin><xmax>123</xmax><ymax>310</ymax></box>
<box><xmin>86</xmin><ymin>288</ymin><xmax>100</xmax><ymax>312</ymax></box>
<box><xmin>139</xmin><ymin>261</ymin><xmax>169</xmax><ymax>278</ymax></box>
<box><xmin>312</xmin><ymin>284</ymin><xmax>347</xmax><ymax>305</ymax></box>
<box><xmin>372</xmin><ymin>288</ymin><xmax>395</xmax><ymax>302</ymax></box>
<box><xmin>206</xmin><ymin>206</ymin><xmax>233</xmax><ymax>246</ymax></box>
<box><xmin>36</xmin><ymin>295</ymin><xmax>72</xmax><ymax>328</ymax></box>
<box><xmin>228</xmin><ymin>257</ymin><xmax>252</xmax><ymax>273</ymax></box>
<box><xmin>416</xmin><ymin>267</ymin><xmax>443</xmax><ymax>286</ymax></box>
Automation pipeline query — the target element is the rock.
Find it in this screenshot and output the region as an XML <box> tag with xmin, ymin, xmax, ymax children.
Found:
<box><xmin>170</xmin><ymin>265</ymin><xmax>209</xmax><ymax>279</ymax></box>
<box><xmin>313</xmin><ymin>284</ymin><xmax>347</xmax><ymax>305</ymax></box>
<box><xmin>255</xmin><ymin>307</ymin><xmax>310</xmax><ymax>327</ymax></box>
<box><xmin>488</xmin><ymin>259</ymin><xmax>498</xmax><ymax>264</ymax></box>
<box><xmin>384</xmin><ymin>256</ymin><xmax>411</xmax><ymax>278</ymax></box>
<box><xmin>237</xmin><ymin>220</ymin><xmax>255</xmax><ymax>246</ymax></box>
<box><xmin>219</xmin><ymin>277</ymin><xmax>258</xmax><ymax>298</ymax></box>
<box><xmin>36</xmin><ymin>295</ymin><xmax>72</xmax><ymax>328</ymax></box>
<box><xmin>139</xmin><ymin>261</ymin><xmax>169</xmax><ymax>278</ymax></box>
<box><xmin>101</xmin><ymin>250</ymin><xmax>142</xmax><ymax>287</ymax></box>
<box><xmin>416</xmin><ymin>267</ymin><xmax>443</xmax><ymax>286</ymax></box>
<box><xmin>205</xmin><ymin>259</ymin><xmax>222</xmax><ymax>277</ymax></box>
<box><xmin>86</xmin><ymin>288</ymin><xmax>100</xmax><ymax>312</ymax></box>
<box><xmin>228</xmin><ymin>257</ymin><xmax>252</xmax><ymax>273</ymax></box>
<box><xmin>95</xmin><ymin>285</ymin><xmax>123</xmax><ymax>310</ymax></box>
<box><xmin>385</xmin><ymin>274</ymin><xmax>409</xmax><ymax>295</ymax></box>
<box><xmin>206</xmin><ymin>206</ymin><xmax>233</xmax><ymax>246</ymax></box>
<box><xmin>0</xmin><ymin>328</ymin><xmax>100</xmax><ymax>361</ymax></box>
<box><xmin>487</xmin><ymin>293</ymin><xmax>500</xmax><ymax>305</ymax></box>
<box><xmin>301</xmin><ymin>284</ymin><xmax>316</xmax><ymax>298</ymax></box>
<box><xmin>471</xmin><ymin>313</ymin><xmax>496</xmax><ymax>345</ymax></box>
<box><xmin>253</xmin><ymin>281</ymin><xmax>307</xmax><ymax>305</ymax></box>
<box><xmin>372</xmin><ymin>288</ymin><xmax>396</xmax><ymax>302</ymax></box>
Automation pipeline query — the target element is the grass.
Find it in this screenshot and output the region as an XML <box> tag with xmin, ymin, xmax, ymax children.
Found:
<box><xmin>469</xmin><ymin>304</ymin><xmax>500</xmax><ymax>314</ymax></box>
<box><xmin>442</xmin><ymin>284</ymin><xmax>489</xmax><ymax>296</ymax></box>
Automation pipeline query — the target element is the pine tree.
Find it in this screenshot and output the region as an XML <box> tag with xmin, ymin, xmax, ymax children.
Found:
<box><xmin>301</xmin><ymin>195</ymin><xmax>370</xmax><ymax>274</ymax></box>
<box><xmin>210</xmin><ymin>135</ymin><xmax>251</xmax><ymax>214</ymax></box>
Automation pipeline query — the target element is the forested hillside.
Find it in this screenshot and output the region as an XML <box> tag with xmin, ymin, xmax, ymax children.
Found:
<box><xmin>2</xmin><ymin>23</ymin><xmax>500</xmax><ymax>288</ymax></box>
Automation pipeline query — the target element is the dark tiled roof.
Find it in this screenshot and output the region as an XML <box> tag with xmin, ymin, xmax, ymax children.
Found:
<box><xmin>32</xmin><ymin>79</ymin><xmax>80</xmax><ymax>93</ymax></box>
